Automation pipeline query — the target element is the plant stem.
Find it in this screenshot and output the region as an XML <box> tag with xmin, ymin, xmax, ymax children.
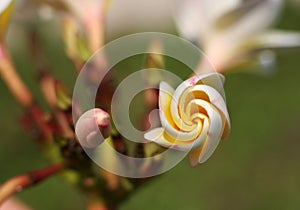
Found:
<box><xmin>0</xmin><ymin>44</ymin><xmax>33</xmax><ymax>107</ymax></box>
<box><xmin>27</xmin><ymin>104</ymin><xmax>54</xmax><ymax>143</ymax></box>
<box><xmin>87</xmin><ymin>202</ymin><xmax>112</xmax><ymax>210</ymax></box>
<box><xmin>85</xmin><ymin>17</ymin><xmax>105</xmax><ymax>54</ymax></box>
<box><xmin>0</xmin><ymin>163</ymin><xmax>65</xmax><ymax>206</ymax></box>
<box><xmin>39</xmin><ymin>74</ymin><xmax>74</xmax><ymax>138</ymax></box>
<box><xmin>62</xmin><ymin>15</ymin><xmax>84</xmax><ymax>71</ymax></box>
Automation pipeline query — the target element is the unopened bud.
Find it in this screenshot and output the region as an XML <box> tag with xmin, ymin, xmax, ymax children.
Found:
<box><xmin>75</xmin><ymin>108</ymin><xmax>111</xmax><ymax>148</ymax></box>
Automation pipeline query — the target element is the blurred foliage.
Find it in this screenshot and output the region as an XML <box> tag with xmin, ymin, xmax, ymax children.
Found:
<box><xmin>0</xmin><ymin>2</ymin><xmax>300</xmax><ymax>210</ymax></box>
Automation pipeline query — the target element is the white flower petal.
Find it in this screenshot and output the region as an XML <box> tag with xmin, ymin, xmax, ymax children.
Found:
<box><xmin>171</xmin><ymin>73</ymin><xmax>225</xmax><ymax>129</ymax></box>
<box><xmin>159</xmin><ymin>81</ymin><xmax>174</xmax><ymax>98</ymax></box>
<box><xmin>184</xmin><ymin>84</ymin><xmax>230</xmax><ymax>129</ymax></box>
<box><xmin>173</xmin><ymin>0</ymin><xmax>205</xmax><ymax>42</ymax></box>
<box><xmin>158</xmin><ymin>81</ymin><xmax>181</xmax><ymax>136</ymax></box>
<box><xmin>173</xmin><ymin>0</ymin><xmax>241</xmax><ymax>42</ymax></box>
<box><xmin>245</xmin><ymin>30</ymin><xmax>300</xmax><ymax>51</ymax></box>
<box><xmin>159</xmin><ymin>81</ymin><xmax>205</xmax><ymax>146</ymax></box>
<box><xmin>0</xmin><ymin>0</ymin><xmax>13</xmax><ymax>14</ymax></box>
<box><xmin>144</xmin><ymin>128</ymin><xmax>195</xmax><ymax>151</ymax></box>
<box><xmin>190</xmin><ymin>101</ymin><xmax>224</xmax><ymax>163</ymax></box>
<box><xmin>216</xmin><ymin>0</ymin><xmax>282</xmax><ymax>47</ymax></box>
<box><xmin>198</xmin><ymin>73</ymin><xmax>225</xmax><ymax>93</ymax></box>
<box><xmin>189</xmin><ymin>146</ymin><xmax>204</xmax><ymax>167</ymax></box>
<box><xmin>187</xmin><ymin>99</ymin><xmax>224</xmax><ymax>160</ymax></box>
<box><xmin>144</xmin><ymin>127</ymin><xmax>167</xmax><ymax>145</ymax></box>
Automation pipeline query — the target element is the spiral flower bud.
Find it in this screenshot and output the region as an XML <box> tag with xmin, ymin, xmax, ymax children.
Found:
<box><xmin>75</xmin><ymin>108</ymin><xmax>111</xmax><ymax>148</ymax></box>
<box><xmin>144</xmin><ymin>73</ymin><xmax>230</xmax><ymax>166</ymax></box>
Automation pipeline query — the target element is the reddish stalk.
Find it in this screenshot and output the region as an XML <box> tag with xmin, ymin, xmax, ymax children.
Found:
<box><xmin>0</xmin><ymin>163</ymin><xmax>65</xmax><ymax>206</ymax></box>
<box><xmin>87</xmin><ymin>202</ymin><xmax>110</xmax><ymax>210</ymax></box>
<box><xmin>40</xmin><ymin>74</ymin><xmax>74</xmax><ymax>138</ymax></box>
<box><xmin>27</xmin><ymin>104</ymin><xmax>54</xmax><ymax>143</ymax></box>
<box><xmin>26</xmin><ymin>29</ymin><xmax>74</xmax><ymax>139</ymax></box>
<box><xmin>0</xmin><ymin>197</ymin><xmax>32</xmax><ymax>210</ymax></box>
<box><xmin>0</xmin><ymin>44</ymin><xmax>53</xmax><ymax>142</ymax></box>
<box><xmin>0</xmin><ymin>45</ymin><xmax>33</xmax><ymax>107</ymax></box>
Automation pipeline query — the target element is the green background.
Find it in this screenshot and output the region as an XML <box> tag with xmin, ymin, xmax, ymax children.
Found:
<box><xmin>1</xmin><ymin>2</ymin><xmax>300</xmax><ymax>210</ymax></box>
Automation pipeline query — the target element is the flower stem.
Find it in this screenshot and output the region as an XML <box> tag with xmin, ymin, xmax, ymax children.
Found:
<box><xmin>0</xmin><ymin>44</ymin><xmax>33</xmax><ymax>107</ymax></box>
<box><xmin>84</xmin><ymin>16</ymin><xmax>105</xmax><ymax>54</ymax></box>
<box><xmin>39</xmin><ymin>74</ymin><xmax>74</xmax><ymax>138</ymax></box>
<box><xmin>88</xmin><ymin>203</ymin><xmax>109</xmax><ymax>210</ymax></box>
<box><xmin>0</xmin><ymin>163</ymin><xmax>65</xmax><ymax>206</ymax></box>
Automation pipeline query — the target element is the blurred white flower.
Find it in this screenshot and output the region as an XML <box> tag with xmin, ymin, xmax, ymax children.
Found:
<box><xmin>174</xmin><ymin>0</ymin><xmax>300</xmax><ymax>73</ymax></box>
<box><xmin>106</xmin><ymin>0</ymin><xmax>173</xmax><ymax>39</ymax></box>
<box><xmin>0</xmin><ymin>0</ymin><xmax>13</xmax><ymax>14</ymax></box>
<box><xmin>0</xmin><ymin>0</ymin><xmax>14</xmax><ymax>42</ymax></box>
<box><xmin>144</xmin><ymin>73</ymin><xmax>230</xmax><ymax>166</ymax></box>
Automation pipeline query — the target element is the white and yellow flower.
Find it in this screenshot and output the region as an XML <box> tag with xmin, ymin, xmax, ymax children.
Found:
<box><xmin>144</xmin><ymin>73</ymin><xmax>230</xmax><ymax>166</ymax></box>
<box><xmin>174</xmin><ymin>0</ymin><xmax>300</xmax><ymax>73</ymax></box>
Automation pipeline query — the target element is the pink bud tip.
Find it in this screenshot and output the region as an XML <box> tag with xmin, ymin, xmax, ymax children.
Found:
<box><xmin>75</xmin><ymin>108</ymin><xmax>111</xmax><ymax>148</ymax></box>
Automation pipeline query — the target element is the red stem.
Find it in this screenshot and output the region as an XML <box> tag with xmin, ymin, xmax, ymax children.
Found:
<box><xmin>0</xmin><ymin>163</ymin><xmax>65</xmax><ymax>206</ymax></box>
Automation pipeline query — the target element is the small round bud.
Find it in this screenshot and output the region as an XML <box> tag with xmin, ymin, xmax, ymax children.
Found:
<box><xmin>75</xmin><ymin>108</ymin><xmax>111</xmax><ymax>148</ymax></box>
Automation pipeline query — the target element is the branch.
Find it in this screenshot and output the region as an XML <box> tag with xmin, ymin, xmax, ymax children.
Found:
<box><xmin>39</xmin><ymin>74</ymin><xmax>74</xmax><ymax>138</ymax></box>
<box><xmin>87</xmin><ymin>202</ymin><xmax>109</xmax><ymax>210</ymax></box>
<box><xmin>0</xmin><ymin>198</ymin><xmax>32</xmax><ymax>210</ymax></box>
<box><xmin>0</xmin><ymin>163</ymin><xmax>66</xmax><ymax>206</ymax></box>
<box><xmin>0</xmin><ymin>44</ymin><xmax>33</xmax><ymax>107</ymax></box>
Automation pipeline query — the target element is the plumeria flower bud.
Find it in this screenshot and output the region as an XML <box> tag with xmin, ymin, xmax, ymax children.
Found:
<box><xmin>0</xmin><ymin>0</ymin><xmax>14</xmax><ymax>42</ymax></box>
<box><xmin>75</xmin><ymin>108</ymin><xmax>111</xmax><ymax>148</ymax></box>
<box><xmin>144</xmin><ymin>73</ymin><xmax>230</xmax><ymax>166</ymax></box>
<box><xmin>174</xmin><ymin>0</ymin><xmax>300</xmax><ymax>73</ymax></box>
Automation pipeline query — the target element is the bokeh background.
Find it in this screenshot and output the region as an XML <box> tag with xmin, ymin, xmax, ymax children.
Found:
<box><xmin>1</xmin><ymin>1</ymin><xmax>300</xmax><ymax>209</ymax></box>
